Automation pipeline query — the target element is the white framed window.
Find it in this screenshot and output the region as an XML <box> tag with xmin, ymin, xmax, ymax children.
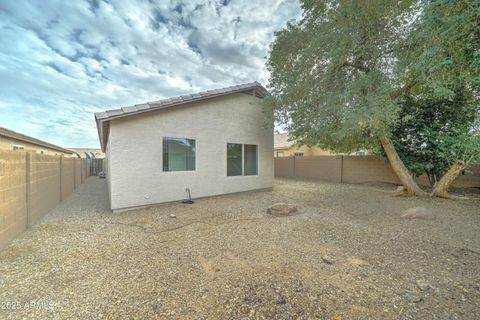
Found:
<box><xmin>227</xmin><ymin>143</ymin><xmax>258</xmax><ymax>176</ymax></box>
<box><xmin>276</xmin><ymin>151</ymin><xmax>284</xmax><ymax>157</ymax></box>
<box><xmin>294</xmin><ymin>152</ymin><xmax>304</xmax><ymax>157</ymax></box>
<box><xmin>163</xmin><ymin>137</ymin><xmax>196</xmax><ymax>172</ymax></box>
<box><xmin>227</xmin><ymin>143</ymin><xmax>242</xmax><ymax>176</ymax></box>
<box><xmin>244</xmin><ymin>144</ymin><xmax>258</xmax><ymax>175</ymax></box>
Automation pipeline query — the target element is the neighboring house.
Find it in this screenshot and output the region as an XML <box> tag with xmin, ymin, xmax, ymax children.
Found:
<box><xmin>274</xmin><ymin>133</ymin><xmax>333</xmax><ymax>157</ymax></box>
<box><xmin>0</xmin><ymin>126</ymin><xmax>74</xmax><ymax>156</ymax></box>
<box><xmin>95</xmin><ymin>82</ymin><xmax>273</xmax><ymax>211</ymax></box>
<box><xmin>68</xmin><ymin>148</ymin><xmax>105</xmax><ymax>159</ymax></box>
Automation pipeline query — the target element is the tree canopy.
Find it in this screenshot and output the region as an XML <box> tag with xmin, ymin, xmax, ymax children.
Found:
<box><xmin>267</xmin><ymin>0</ymin><xmax>480</xmax><ymax>196</ymax></box>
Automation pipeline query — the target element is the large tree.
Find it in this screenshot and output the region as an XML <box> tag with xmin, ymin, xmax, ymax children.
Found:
<box><xmin>267</xmin><ymin>0</ymin><xmax>425</xmax><ymax>195</ymax></box>
<box><xmin>399</xmin><ymin>0</ymin><xmax>480</xmax><ymax>197</ymax></box>
<box><xmin>266</xmin><ymin>0</ymin><xmax>479</xmax><ymax>196</ymax></box>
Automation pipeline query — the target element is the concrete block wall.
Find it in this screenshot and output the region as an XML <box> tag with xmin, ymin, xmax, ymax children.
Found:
<box><xmin>275</xmin><ymin>155</ymin><xmax>480</xmax><ymax>188</ymax></box>
<box><xmin>74</xmin><ymin>158</ymin><xmax>82</xmax><ymax>189</ymax></box>
<box><xmin>0</xmin><ymin>151</ymin><xmax>27</xmax><ymax>251</ymax></box>
<box><xmin>27</xmin><ymin>154</ymin><xmax>61</xmax><ymax>226</ymax></box>
<box><xmin>0</xmin><ymin>151</ymin><xmax>89</xmax><ymax>250</ymax></box>
<box><xmin>274</xmin><ymin>157</ymin><xmax>295</xmax><ymax>179</ymax></box>
<box><xmin>61</xmin><ymin>157</ymin><xmax>75</xmax><ymax>200</ymax></box>
<box><xmin>342</xmin><ymin>156</ymin><xmax>399</xmax><ymax>184</ymax></box>
<box><xmin>296</xmin><ymin>156</ymin><xmax>342</xmax><ymax>182</ymax></box>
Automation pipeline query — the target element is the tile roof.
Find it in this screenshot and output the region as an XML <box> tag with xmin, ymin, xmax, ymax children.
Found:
<box><xmin>274</xmin><ymin>133</ymin><xmax>295</xmax><ymax>149</ymax></box>
<box><xmin>95</xmin><ymin>82</ymin><xmax>268</xmax><ymax>151</ymax></box>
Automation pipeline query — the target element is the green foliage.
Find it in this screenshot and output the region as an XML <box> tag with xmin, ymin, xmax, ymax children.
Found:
<box><xmin>401</xmin><ymin>0</ymin><xmax>480</xmax><ymax>101</ymax></box>
<box><xmin>389</xmin><ymin>91</ymin><xmax>480</xmax><ymax>186</ymax></box>
<box><xmin>267</xmin><ymin>0</ymin><xmax>480</xmax><ymax>157</ymax></box>
<box><xmin>266</xmin><ymin>0</ymin><xmax>418</xmax><ymax>152</ymax></box>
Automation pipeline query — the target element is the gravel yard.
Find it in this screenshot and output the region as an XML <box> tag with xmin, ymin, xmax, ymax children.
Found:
<box><xmin>0</xmin><ymin>177</ymin><xmax>479</xmax><ymax>319</ymax></box>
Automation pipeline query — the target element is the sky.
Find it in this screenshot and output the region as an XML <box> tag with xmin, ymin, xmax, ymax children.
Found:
<box><xmin>0</xmin><ymin>0</ymin><xmax>301</xmax><ymax>148</ymax></box>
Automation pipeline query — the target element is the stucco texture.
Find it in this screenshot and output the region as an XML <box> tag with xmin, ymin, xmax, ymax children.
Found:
<box><xmin>107</xmin><ymin>93</ymin><xmax>273</xmax><ymax>210</ymax></box>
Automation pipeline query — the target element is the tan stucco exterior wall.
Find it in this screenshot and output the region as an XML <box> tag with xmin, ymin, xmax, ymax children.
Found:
<box><xmin>0</xmin><ymin>136</ymin><xmax>72</xmax><ymax>156</ymax></box>
<box><xmin>107</xmin><ymin>93</ymin><xmax>274</xmax><ymax>210</ymax></box>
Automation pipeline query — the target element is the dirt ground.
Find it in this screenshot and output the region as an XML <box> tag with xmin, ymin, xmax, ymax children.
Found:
<box><xmin>0</xmin><ymin>177</ymin><xmax>479</xmax><ymax>319</ymax></box>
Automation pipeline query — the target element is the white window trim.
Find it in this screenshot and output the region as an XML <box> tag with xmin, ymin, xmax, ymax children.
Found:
<box><xmin>226</xmin><ymin>142</ymin><xmax>259</xmax><ymax>177</ymax></box>
<box><xmin>162</xmin><ymin>136</ymin><xmax>197</xmax><ymax>173</ymax></box>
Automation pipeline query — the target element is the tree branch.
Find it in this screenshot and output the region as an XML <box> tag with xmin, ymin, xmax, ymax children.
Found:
<box><xmin>390</xmin><ymin>80</ymin><xmax>418</xmax><ymax>99</ymax></box>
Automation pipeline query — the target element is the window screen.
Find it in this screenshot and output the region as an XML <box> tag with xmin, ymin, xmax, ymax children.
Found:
<box><xmin>227</xmin><ymin>143</ymin><xmax>242</xmax><ymax>176</ymax></box>
<box><xmin>163</xmin><ymin>137</ymin><xmax>196</xmax><ymax>171</ymax></box>
<box><xmin>244</xmin><ymin>144</ymin><xmax>258</xmax><ymax>175</ymax></box>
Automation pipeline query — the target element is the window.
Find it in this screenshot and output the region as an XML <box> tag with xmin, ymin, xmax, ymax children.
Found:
<box><xmin>294</xmin><ymin>152</ymin><xmax>304</xmax><ymax>157</ymax></box>
<box><xmin>244</xmin><ymin>144</ymin><xmax>258</xmax><ymax>175</ymax></box>
<box><xmin>227</xmin><ymin>143</ymin><xmax>242</xmax><ymax>176</ymax></box>
<box><xmin>227</xmin><ymin>143</ymin><xmax>258</xmax><ymax>176</ymax></box>
<box><xmin>276</xmin><ymin>151</ymin><xmax>285</xmax><ymax>157</ymax></box>
<box><xmin>12</xmin><ymin>145</ymin><xmax>24</xmax><ymax>151</ymax></box>
<box><xmin>163</xmin><ymin>137</ymin><xmax>196</xmax><ymax>171</ymax></box>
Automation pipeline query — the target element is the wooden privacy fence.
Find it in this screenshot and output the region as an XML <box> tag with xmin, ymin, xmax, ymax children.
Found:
<box><xmin>0</xmin><ymin>150</ymin><xmax>89</xmax><ymax>250</ymax></box>
<box><xmin>275</xmin><ymin>155</ymin><xmax>480</xmax><ymax>188</ymax></box>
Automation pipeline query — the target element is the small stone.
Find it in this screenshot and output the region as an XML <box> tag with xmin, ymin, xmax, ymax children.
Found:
<box><xmin>346</xmin><ymin>258</ymin><xmax>369</xmax><ymax>266</ymax></box>
<box><xmin>267</xmin><ymin>203</ymin><xmax>300</xmax><ymax>216</ymax></box>
<box><xmin>169</xmin><ymin>214</ymin><xmax>176</xmax><ymax>218</ymax></box>
<box><xmin>277</xmin><ymin>297</ymin><xmax>287</xmax><ymax>305</ymax></box>
<box><xmin>401</xmin><ymin>207</ymin><xmax>435</xmax><ymax>220</ymax></box>
<box><xmin>322</xmin><ymin>254</ymin><xmax>335</xmax><ymax>265</ymax></box>
<box><xmin>405</xmin><ymin>290</ymin><xmax>423</xmax><ymax>302</ymax></box>
<box><xmin>416</xmin><ymin>279</ymin><xmax>430</xmax><ymax>291</ymax></box>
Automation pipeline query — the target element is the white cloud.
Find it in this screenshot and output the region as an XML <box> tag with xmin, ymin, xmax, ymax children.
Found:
<box><xmin>0</xmin><ymin>0</ymin><xmax>301</xmax><ymax>147</ymax></box>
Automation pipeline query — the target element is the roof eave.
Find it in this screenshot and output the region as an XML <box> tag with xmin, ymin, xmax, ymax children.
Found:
<box><xmin>94</xmin><ymin>82</ymin><xmax>268</xmax><ymax>152</ymax></box>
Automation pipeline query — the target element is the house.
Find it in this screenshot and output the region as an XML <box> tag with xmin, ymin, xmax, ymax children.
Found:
<box><xmin>274</xmin><ymin>133</ymin><xmax>333</xmax><ymax>157</ymax></box>
<box><xmin>68</xmin><ymin>148</ymin><xmax>105</xmax><ymax>159</ymax></box>
<box><xmin>0</xmin><ymin>126</ymin><xmax>74</xmax><ymax>156</ymax></box>
<box><xmin>95</xmin><ymin>82</ymin><xmax>273</xmax><ymax>211</ymax></box>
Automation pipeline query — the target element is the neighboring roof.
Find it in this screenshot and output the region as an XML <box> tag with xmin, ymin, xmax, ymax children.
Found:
<box><xmin>0</xmin><ymin>126</ymin><xmax>73</xmax><ymax>154</ymax></box>
<box><xmin>68</xmin><ymin>148</ymin><xmax>105</xmax><ymax>159</ymax></box>
<box><xmin>274</xmin><ymin>133</ymin><xmax>295</xmax><ymax>149</ymax></box>
<box><xmin>95</xmin><ymin>82</ymin><xmax>268</xmax><ymax>152</ymax></box>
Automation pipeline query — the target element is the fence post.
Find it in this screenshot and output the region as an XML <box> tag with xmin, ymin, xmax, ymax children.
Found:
<box><xmin>293</xmin><ymin>156</ymin><xmax>296</xmax><ymax>179</ymax></box>
<box><xmin>59</xmin><ymin>156</ymin><xmax>63</xmax><ymax>201</ymax></box>
<box><xmin>25</xmin><ymin>152</ymin><xmax>31</xmax><ymax>228</ymax></box>
<box><xmin>73</xmin><ymin>157</ymin><xmax>76</xmax><ymax>189</ymax></box>
<box><xmin>340</xmin><ymin>155</ymin><xmax>344</xmax><ymax>183</ymax></box>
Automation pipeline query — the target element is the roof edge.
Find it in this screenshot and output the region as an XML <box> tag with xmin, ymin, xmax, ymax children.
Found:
<box><xmin>0</xmin><ymin>127</ymin><xmax>73</xmax><ymax>154</ymax></box>
<box><xmin>95</xmin><ymin>82</ymin><xmax>268</xmax><ymax>152</ymax></box>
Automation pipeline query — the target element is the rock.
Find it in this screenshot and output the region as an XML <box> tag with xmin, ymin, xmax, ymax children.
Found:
<box><xmin>401</xmin><ymin>207</ymin><xmax>435</xmax><ymax>220</ymax></box>
<box><xmin>346</xmin><ymin>258</ymin><xmax>369</xmax><ymax>266</ymax></box>
<box><xmin>169</xmin><ymin>214</ymin><xmax>176</xmax><ymax>218</ymax></box>
<box><xmin>416</xmin><ymin>279</ymin><xmax>430</xmax><ymax>291</ymax></box>
<box><xmin>266</xmin><ymin>203</ymin><xmax>299</xmax><ymax>216</ymax></box>
<box><xmin>405</xmin><ymin>290</ymin><xmax>423</xmax><ymax>302</ymax></box>
<box><xmin>322</xmin><ymin>254</ymin><xmax>335</xmax><ymax>265</ymax></box>
<box><xmin>277</xmin><ymin>297</ymin><xmax>287</xmax><ymax>305</ymax></box>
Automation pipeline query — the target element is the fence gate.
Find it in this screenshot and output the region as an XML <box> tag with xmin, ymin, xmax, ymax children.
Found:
<box><xmin>90</xmin><ymin>158</ymin><xmax>104</xmax><ymax>176</ymax></box>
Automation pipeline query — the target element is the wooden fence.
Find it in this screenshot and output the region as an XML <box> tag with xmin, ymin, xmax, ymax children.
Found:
<box><xmin>275</xmin><ymin>155</ymin><xmax>480</xmax><ymax>188</ymax></box>
<box><xmin>0</xmin><ymin>151</ymin><xmax>89</xmax><ymax>250</ymax></box>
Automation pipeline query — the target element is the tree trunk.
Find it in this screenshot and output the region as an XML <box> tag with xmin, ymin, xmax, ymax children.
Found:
<box><xmin>381</xmin><ymin>138</ymin><xmax>427</xmax><ymax>196</ymax></box>
<box><xmin>431</xmin><ymin>162</ymin><xmax>465</xmax><ymax>198</ymax></box>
